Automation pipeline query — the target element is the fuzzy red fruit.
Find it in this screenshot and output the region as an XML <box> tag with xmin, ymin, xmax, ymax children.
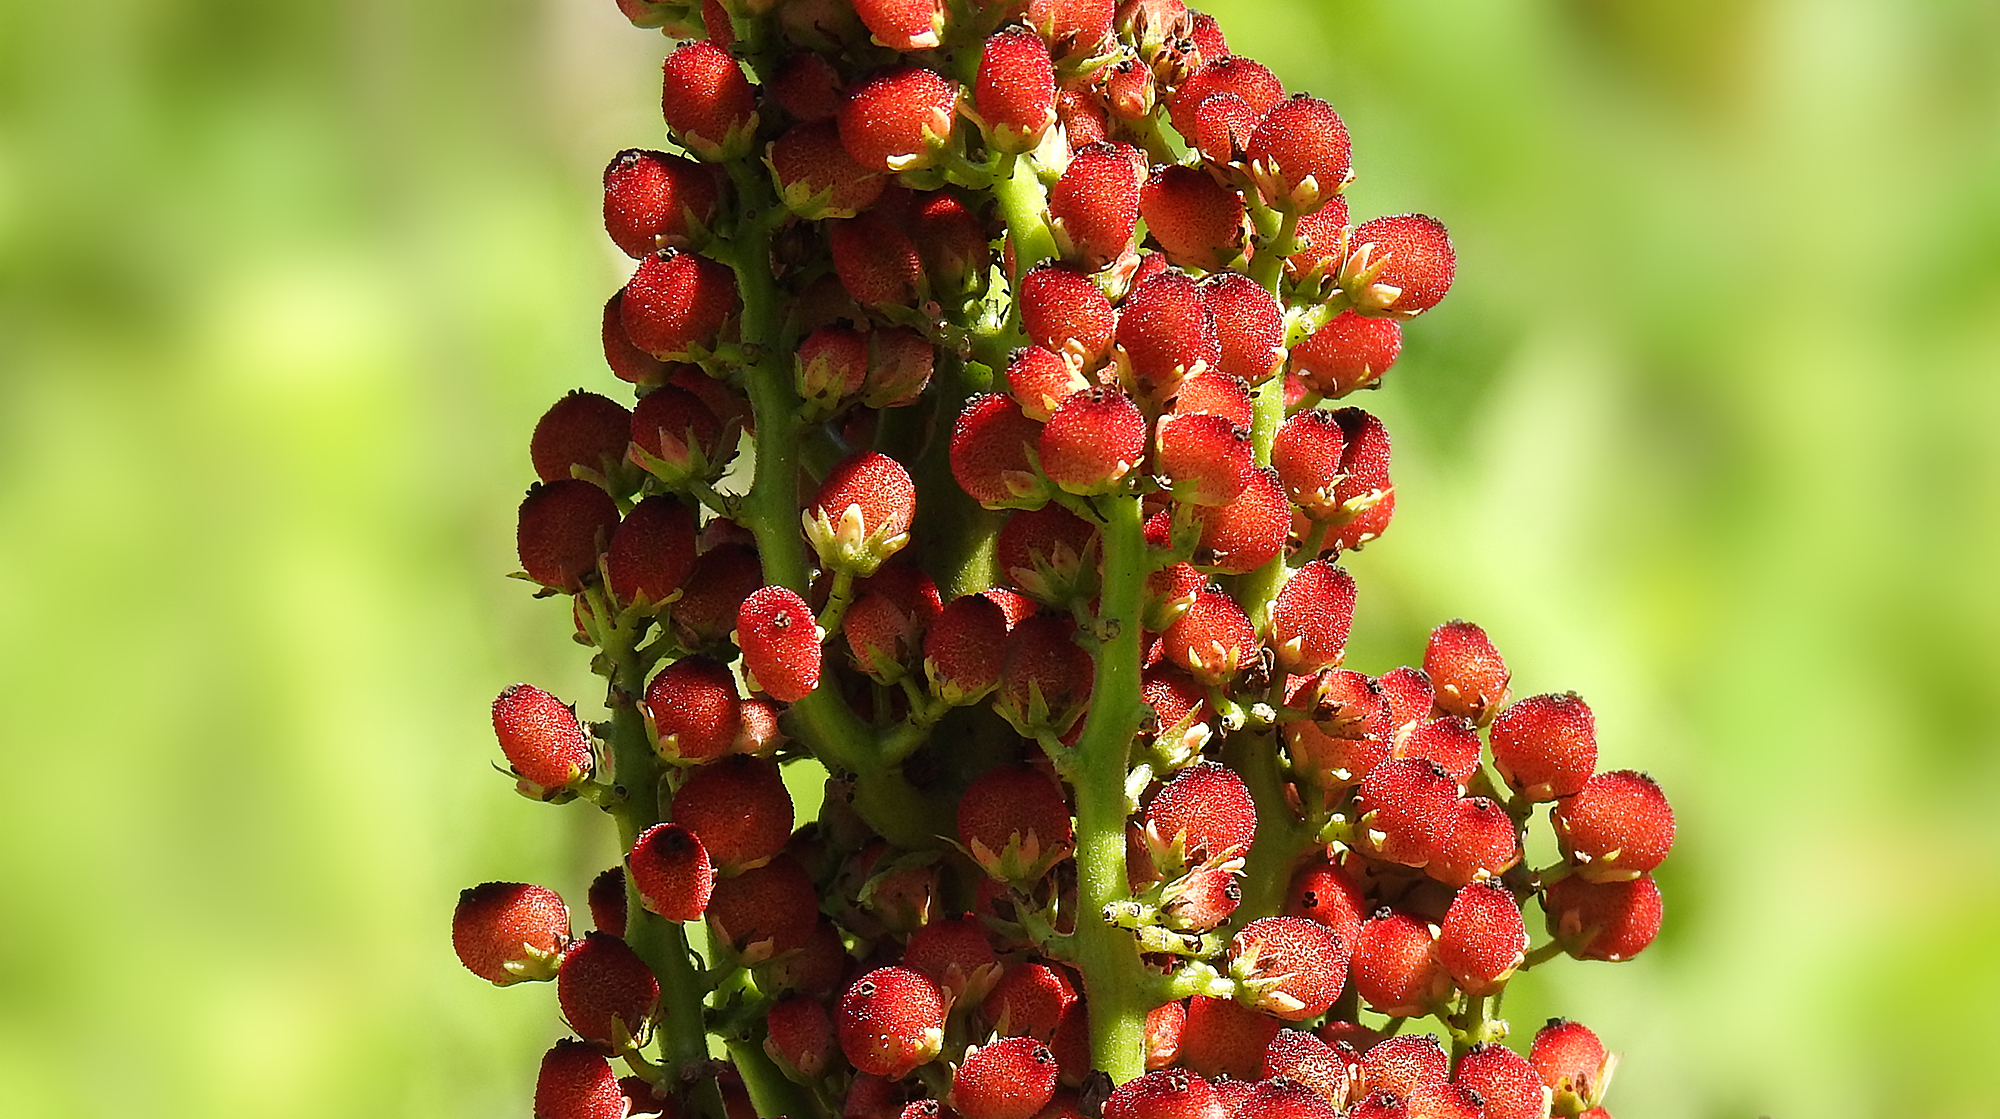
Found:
<box><xmin>1328</xmin><ymin>407</ymin><xmax>1394</xmax><ymax>530</ymax></box>
<box><xmin>1346</xmin><ymin>1091</ymin><xmax>1410</xmax><ymax>1119</ymax></box>
<box><xmin>806</xmin><ymin>450</ymin><xmax>917</xmax><ymax>575</ymax></box>
<box><xmin>1424</xmin><ymin>620</ymin><xmax>1510</xmax><ymax>726</ymax></box>
<box><xmin>831</xmin><ymin>210</ymin><xmax>926</xmax><ymax>308</ymax></box>
<box><xmin>1144</xmin><ymin>557</ymin><xmax>1205</xmax><ymax>634</ymax></box>
<box><xmin>1145</xmin><ymin>760</ymin><xmax>1257</xmax><ymax>866</ymax></box>
<box><xmin>669</xmin><ymin>755</ymin><xmax>794</xmax><ymax>872</ymax></box>
<box><xmin>586</xmin><ymin>866</ymin><xmax>626</xmax><ymax>939</ymax></box>
<box><xmin>1007</xmin><ymin>345</ymin><xmax>1089</xmax><ymax>422</ymax></box>
<box><xmin>453</xmin><ymin>882</ymin><xmax>570</xmax><ymax>985</ymax></box>
<box><xmin>518</xmin><ymin>479</ymin><xmax>619</xmax><ymax>592</ymax></box>
<box><xmin>998</xmin><ymin>504</ymin><xmax>1099</xmax><ymax>605</ymax></box>
<box><xmin>1543</xmin><ymin>874</ymin><xmax>1662</xmax><ymax>962</ymax></box>
<box><xmin>1228</xmin><ymin>916</ymin><xmax>1348</xmax><ymax>1021</ymax></box>
<box><xmin>672</xmin><ymin>542</ymin><xmax>763</xmax><ymax>649</ymax></box>
<box><xmin>1169</xmin><ymin>56</ymin><xmax>1284</xmax><ymax>141</ymax></box>
<box><xmin>839</xmin><ymin>966</ymin><xmax>947</xmax><ymax>1078</ymax></box>
<box><xmin>1285</xmin><ymin>854</ymin><xmax>1368</xmax><ymax>944</ymax></box>
<box><xmin>1203</xmin><ymin>272</ymin><xmax>1286</xmax><ymax>386</ymax></box>
<box><xmin>1153</xmin><ymin>412</ymin><xmax>1252</xmax><ymax>506</ymax></box>
<box><xmin>659</xmin><ymin>40</ymin><xmax>756</xmax><ymax>160</ymax></box>
<box><xmin>951</xmin><ymin>393</ymin><xmax>1044</xmax><ymax>507</ymax></box>
<box><xmin>1140</xmin><ymin>663</ymin><xmax>1212</xmax><ymax>763</ymax></box>
<box><xmin>735</xmin><ymin>585</ymin><xmax>821</xmax><ymax>702</ymax></box>
<box><xmin>910</xmin><ymin>192</ymin><xmax>991</xmax><ymax>294</ymax></box>
<box><xmin>1118</xmin><ymin>270</ymin><xmax>1220</xmax><ymax>399</ymax></box>
<box><xmin>533</xmin><ymin>391</ymin><xmax>633</xmax><ymax>488</ymax></box>
<box><xmin>1490</xmin><ymin>692</ymin><xmax>1596</xmax><ymax>802</ymax></box>
<box><xmin>796</xmin><ymin>324</ymin><xmax>871</xmax><ymax>410</ymax></box>
<box><xmin>1245</xmin><ymin>95</ymin><xmax>1351</xmax><ymax>213</ymax></box>
<box><xmin>1455</xmin><ymin>1043</ymin><xmax>1549</xmax><ymax>1119</ymax></box>
<box><xmin>1360</xmin><ymin>1034</ymin><xmax>1449</xmax><ymax>1098</ymax></box>
<box><xmin>1179</xmin><ymin>995</ymin><xmax>1281</xmax><ymax>1081</ymax></box>
<box><xmin>846</xmin><ymin>1074</ymin><xmax>909</xmax><ymax>1119</ymax></box>
<box><xmin>1054</xmin><ymin>87</ymin><xmax>1110</xmax><ymax>146</ymax></box>
<box><xmin>1104</xmin><ymin>57</ymin><xmax>1156</xmax><ymax>120</ymax></box>
<box><xmin>605</xmin><ymin>495</ymin><xmax>698</xmax><ymax>609</ymax></box>
<box><xmin>766</xmin><ymin>996</ymin><xmax>837</xmax><ymax>1080</ymax></box>
<box><xmin>1158</xmin><ymin>861</ymin><xmax>1243</xmax><ymax>931</ymax></box>
<box><xmin>1397</xmin><ymin>717</ymin><xmax>1482</xmax><ymax>781</ymax></box>
<box><xmin>1237</xmin><ymin>1078</ymin><xmax>1341</xmax><ymax>1119</ymax></box>
<box><xmin>1429</xmin><ymin>796</ymin><xmax>1522</xmax><ymax>888</ymax></box>
<box><xmin>976</xmin><ymin>27</ymin><xmax>1057</xmax><ymax>153</ymax></box>
<box><xmin>902</xmin><ymin>915</ymin><xmax>1002</xmax><ymax>1002</ymax></box>
<box><xmin>1194</xmin><ymin>466</ymin><xmax>1289</xmax><ymax>573</ymax></box>
<box><xmin>1291</xmin><ymin>311</ymin><xmax>1402</xmax><ymax>399</ymax></box>
<box><xmin>1170</xmin><ymin>370</ymin><xmax>1255</xmax><ymax>427</ymax></box>
<box><xmin>1551</xmin><ymin>770</ymin><xmax>1676</xmax><ymax>882</ymax></box>
<box><xmin>770</xmin><ymin>120</ymin><xmax>888</xmax><ymax>219</ymax></box>
<box><xmin>983</xmin><ymin>961</ymin><xmax>1078</xmax><ymax>1040</ymax></box>
<box><xmin>770</xmin><ymin>52</ymin><xmax>846</xmax><ymax>121</ymax></box>
<box><xmin>604</xmin><ymin>149</ymin><xmax>719</xmax><ymax>258</ymax></box>
<box><xmin>1143</xmin><ymin>999</ymin><xmax>1187</xmax><ymax>1070</ymax></box>
<box><xmin>1437</xmin><ymin>880</ymin><xmax>1528</xmax><ymax>996</ymax></box>
<box><xmin>1532</xmin><ymin>1019</ymin><xmax>1615</xmax><ymax>1115</ymax></box>
<box><xmin>951</xmin><ymin>1037</ymin><xmax>1061</xmax><ymax>1119</ymax></box>
<box><xmin>1348</xmin><ymin>214</ymin><xmax>1455</xmax><ymax>317</ymax></box>
<box><xmin>629</xmin><ymin>384</ymin><xmax>724</xmax><ymax>481</ymax></box>
<box><xmin>853</xmin><ymin>0</ymin><xmax>945</xmax><ymax>51</ymax></box>
<box><xmin>626</xmin><ymin>822</ymin><xmax>715</xmax><ymax>922</ymax></box>
<box><xmin>558</xmin><ymin>932</ymin><xmax>661</xmax><ymax>1050</ymax></box>
<box><xmin>1049</xmin><ymin>142</ymin><xmax>1142</xmax><ymax>272</ymax></box>
<box><xmin>1104</xmin><ymin>1068</ymin><xmax>1221</xmax><ymax>1119</ymax></box>
<box><xmin>1263</xmin><ymin>1028</ymin><xmax>1357</xmax><ymax>1108</ymax></box>
<box><xmin>997</xmin><ymin>612</ymin><xmax>1094</xmax><ymax>733</ymax></box>
<box><xmin>1283</xmin><ymin>670</ymin><xmax>1394</xmax><ymax>789</ymax></box>
<box><xmin>1285</xmin><ymin>197</ymin><xmax>1351</xmax><ymax>280</ymax></box>
<box><xmin>535</xmin><ymin>1039</ymin><xmax>624</xmax><ymax>1119</ymax></box>
<box><xmin>622</xmin><ymin>250</ymin><xmax>738</xmax><ymax>360</ymax></box>
<box><xmin>1404</xmin><ymin>1083</ymin><xmax>1484</xmax><ymax>1119</ymax></box>
<box><xmin>1358</xmin><ymin>757</ymin><xmax>1458</xmax><ymax>867</ymax></box>
<box><xmin>1271</xmin><ymin>410</ymin><xmax>1345</xmax><ymax>517</ymax></box>
<box><xmin>1186</xmin><ymin>9</ymin><xmax>1226</xmax><ymax>56</ymax></box>
<box><xmin>492</xmin><ymin>683</ymin><xmax>593</xmax><ymax>792</ymax></box>
<box><xmin>1271</xmin><ymin>562</ymin><xmax>1358</xmax><ymax>673</ymax></box>
<box><xmin>1160</xmin><ymin>588</ymin><xmax>1260</xmax><ymax>685</ymax></box>
<box><xmin>1020</xmin><ymin>265</ymin><xmax>1116</xmax><ymax>369</ymax></box>
<box><xmin>645</xmin><ymin>655</ymin><xmax>741</xmax><ymax>763</ymax></box>
<box><xmin>1190</xmin><ymin>92</ymin><xmax>1259</xmax><ymax>164</ymax></box>
<box><xmin>841</xmin><ymin>66</ymin><xmax>958</xmax><ymax>173</ymax></box>
<box><xmin>1376</xmin><ymin>666</ymin><xmax>1433</xmax><ymax>731</ymax></box>
<box><xmin>959</xmin><ymin>763</ymin><xmax>1075</xmax><ymax>881</ymax></box>
<box><xmin>843</xmin><ymin>590</ymin><xmax>916</xmax><ymax>680</ymax></box>
<box><xmin>1040</xmin><ymin>387</ymin><xmax>1147</xmax><ymax>493</ymax></box>
<box><xmin>1140</xmin><ymin>165</ymin><xmax>1246</xmax><ymax>271</ymax></box>
<box><xmin>602</xmin><ymin>292</ymin><xmax>667</xmax><ymax>385</ymax></box>
<box><xmin>708</xmin><ymin>853</ymin><xmax>820</xmax><ymax>959</ymax></box>
<box><xmin>1027</xmin><ymin>0</ymin><xmax>1116</xmax><ymax>54</ymax></box>
<box><xmin>1352</xmin><ymin>909</ymin><xmax>1451</xmax><ymax>1017</ymax></box>
<box><xmin>925</xmin><ymin>594</ymin><xmax>1010</xmax><ymax>704</ymax></box>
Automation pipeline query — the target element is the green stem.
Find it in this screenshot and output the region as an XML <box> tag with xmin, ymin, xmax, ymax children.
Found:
<box><xmin>600</xmin><ymin>623</ymin><xmax>721</xmax><ymax>1114</ymax></box>
<box><xmin>725</xmin><ymin>1038</ymin><xmax>822</xmax><ymax>1119</ymax></box>
<box><xmin>1518</xmin><ymin>939</ymin><xmax>1566</xmax><ymax>972</ymax></box>
<box><xmin>991</xmin><ymin>152</ymin><xmax>1058</xmax><ymax>337</ymax></box>
<box><xmin>1064</xmin><ymin>493</ymin><xmax>1152</xmax><ymax>1086</ymax></box>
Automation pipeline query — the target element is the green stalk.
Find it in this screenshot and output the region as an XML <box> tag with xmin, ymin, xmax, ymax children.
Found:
<box><xmin>725</xmin><ymin>1038</ymin><xmax>821</xmax><ymax>1119</ymax></box>
<box><xmin>717</xmin><ymin>162</ymin><xmax>947</xmax><ymax>852</ymax></box>
<box><xmin>991</xmin><ymin>152</ymin><xmax>1058</xmax><ymax>335</ymax></box>
<box><xmin>1223</xmin><ymin>211</ymin><xmax>1315</xmax><ymax>925</ymax></box>
<box><xmin>601</xmin><ymin>629</ymin><xmax>723</xmax><ymax>1117</ymax></box>
<box><xmin>1065</xmin><ymin>493</ymin><xmax>1152</xmax><ymax>1085</ymax></box>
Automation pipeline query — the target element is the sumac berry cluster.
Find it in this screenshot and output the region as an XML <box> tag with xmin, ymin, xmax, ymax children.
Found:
<box><xmin>457</xmin><ymin>3</ymin><xmax>1673</xmax><ymax>1119</ymax></box>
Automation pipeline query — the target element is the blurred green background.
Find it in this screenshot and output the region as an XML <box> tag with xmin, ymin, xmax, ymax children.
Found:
<box><xmin>3</xmin><ymin>0</ymin><xmax>1997</xmax><ymax>1115</ymax></box>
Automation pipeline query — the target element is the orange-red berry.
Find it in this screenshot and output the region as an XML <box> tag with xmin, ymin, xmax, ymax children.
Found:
<box><xmin>736</xmin><ymin>585</ymin><xmax>821</xmax><ymax>702</ymax></box>
<box><xmin>853</xmin><ymin>0</ymin><xmax>945</xmax><ymax>52</ymax></box>
<box><xmin>707</xmin><ymin>853</ymin><xmax>821</xmax><ymax>959</ymax></box>
<box><xmin>1020</xmin><ymin>264</ymin><xmax>1116</xmax><ymax>369</ymax></box>
<box><xmin>517</xmin><ymin>479</ymin><xmax>619</xmax><ymax>593</ymax></box>
<box><xmin>621</xmin><ymin>249</ymin><xmax>738</xmax><ymax>360</ymax></box>
<box><xmin>1290</xmin><ymin>311</ymin><xmax>1401</xmax><ymax>399</ymax></box>
<box><xmin>1351</xmin><ymin>909</ymin><xmax>1451</xmax><ymax>1017</ymax></box>
<box><xmin>1104</xmin><ymin>1068</ymin><xmax>1222</xmax><ymax>1119</ymax></box>
<box><xmin>668</xmin><ymin>754</ymin><xmax>794</xmax><ymax>872</ymax></box>
<box><xmin>534</xmin><ymin>1039</ymin><xmax>624</xmax><ymax>1119</ymax></box>
<box><xmin>839</xmin><ymin>966</ymin><xmax>947</xmax><ymax>1078</ymax></box>
<box><xmin>1228</xmin><ymin>916</ymin><xmax>1349</xmax><ymax>1021</ymax></box>
<box><xmin>1455</xmin><ymin>1043</ymin><xmax>1549</xmax><ymax>1119</ymax></box>
<box><xmin>453</xmin><ymin>882</ymin><xmax>570</xmax><ymax>985</ymax></box>
<box><xmin>558</xmin><ymin>932</ymin><xmax>661</xmax><ymax>1050</ymax></box>
<box><xmin>841</xmin><ymin>66</ymin><xmax>958</xmax><ymax>173</ymax></box>
<box><xmin>1041</xmin><ymin>387</ymin><xmax>1147</xmax><ymax>493</ymax></box>
<box><xmin>492</xmin><ymin>684</ymin><xmax>594</xmax><ymax>793</ymax></box>
<box><xmin>765</xmin><ymin>996</ymin><xmax>838</xmax><ymax>1080</ymax></box>
<box><xmin>532</xmin><ymin>391</ymin><xmax>633</xmax><ymax>488</ymax></box>
<box><xmin>1437</xmin><ymin>880</ymin><xmax>1528</xmax><ymax>996</ymax></box>
<box><xmin>1140</xmin><ymin>165</ymin><xmax>1247</xmax><ymax>271</ymax></box>
<box><xmin>975</xmin><ymin>27</ymin><xmax>1058</xmax><ymax>153</ymax></box>
<box><xmin>1178</xmin><ymin>995</ymin><xmax>1281</xmax><ymax>1081</ymax></box>
<box><xmin>958</xmin><ymin>763</ymin><xmax>1075</xmax><ymax>881</ymax></box>
<box><xmin>1550</xmin><ymin>770</ymin><xmax>1675</xmax><ymax>882</ymax></box>
<box><xmin>606</xmin><ymin>495</ymin><xmax>698</xmax><ymax>609</ymax></box>
<box><xmin>603</xmin><ymin>149</ymin><xmax>719</xmax><ymax>258</ymax></box>
<box><xmin>1543</xmin><ymin>873</ymin><xmax>1663</xmax><ymax>962</ymax></box>
<box><xmin>771</xmin><ymin>120</ymin><xmax>888</xmax><ymax>219</ymax></box>
<box><xmin>1145</xmin><ymin>760</ymin><xmax>1256</xmax><ymax>865</ymax></box>
<box><xmin>1271</xmin><ymin>561</ymin><xmax>1358</xmax><ymax>673</ymax></box>
<box><xmin>1423</xmin><ymin>619</ymin><xmax>1510</xmax><ymax>726</ymax></box>
<box><xmin>659</xmin><ymin>40</ymin><xmax>756</xmax><ymax>160</ymax></box>
<box><xmin>645</xmin><ymin>655</ymin><xmax>741</xmax><ymax>763</ymax></box>
<box><xmin>1050</xmin><ymin>142</ymin><xmax>1142</xmax><ymax>272</ymax></box>
<box><xmin>1349</xmin><ymin>213</ymin><xmax>1455</xmax><ymax>316</ymax></box>
<box><xmin>1490</xmin><ymin>692</ymin><xmax>1597</xmax><ymax>802</ymax></box>
<box><xmin>1244</xmin><ymin>95</ymin><xmax>1351</xmax><ymax>213</ymax></box>
<box><xmin>1531</xmin><ymin>1019</ymin><xmax>1615</xmax><ymax>1115</ymax></box>
<box><xmin>951</xmin><ymin>1037</ymin><xmax>1061</xmax><ymax>1119</ymax></box>
<box><xmin>1160</xmin><ymin>588</ymin><xmax>1260</xmax><ymax>686</ymax></box>
<box><xmin>626</xmin><ymin>822</ymin><xmax>715</xmax><ymax>922</ymax></box>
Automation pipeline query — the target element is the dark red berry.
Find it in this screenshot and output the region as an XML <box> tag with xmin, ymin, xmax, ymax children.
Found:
<box><xmin>518</xmin><ymin>479</ymin><xmax>619</xmax><ymax>592</ymax></box>
<box><xmin>645</xmin><ymin>655</ymin><xmax>741</xmax><ymax>763</ymax></box>
<box><xmin>492</xmin><ymin>684</ymin><xmax>594</xmax><ymax>792</ymax></box>
<box><xmin>627</xmin><ymin>822</ymin><xmax>715</xmax><ymax>922</ymax></box>
<box><xmin>557</xmin><ymin>932</ymin><xmax>661</xmax><ymax>1050</ymax></box>
<box><xmin>1550</xmin><ymin>770</ymin><xmax>1676</xmax><ymax>882</ymax></box>
<box><xmin>839</xmin><ymin>966</ymin><xmax>947</xmax><ymax>1078</ymax></box>
<box><xmin>453</xmin><ymin>882</ymin><xmax>570</xmax><ymax>985</ymax></box>
<box><xmin>604</xmin><ymin>149</ymin><xmax>719</xmax><ymax>258</ymax></box>
<box><xmin>534</xmin><ymin>1039</ymin><xmax>624</xmax><ymax>1119</ymax></box>
<box><xmin>605</xmin><ymin>495</ymin><xmax>698</xmax><ymax>609</ymax></box>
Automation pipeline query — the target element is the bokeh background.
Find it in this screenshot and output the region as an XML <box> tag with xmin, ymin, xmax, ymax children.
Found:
<box><xmin>3</xmin><ymin>0</ymin><xmax>1997</xmax><ymax>1115</ymax></box>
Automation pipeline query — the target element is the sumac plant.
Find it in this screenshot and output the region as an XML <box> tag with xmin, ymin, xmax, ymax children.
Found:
<box><xmin>457</xmin><ymin>2</ymin><xmax>1675</xmax><ymax>1118</ymax></box>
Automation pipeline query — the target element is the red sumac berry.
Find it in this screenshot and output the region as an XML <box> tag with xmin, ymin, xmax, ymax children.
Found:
<box><xmin>453</xmin><ymin>882</ymin><xmax>570</xmax><ymax>985</ymax></box>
